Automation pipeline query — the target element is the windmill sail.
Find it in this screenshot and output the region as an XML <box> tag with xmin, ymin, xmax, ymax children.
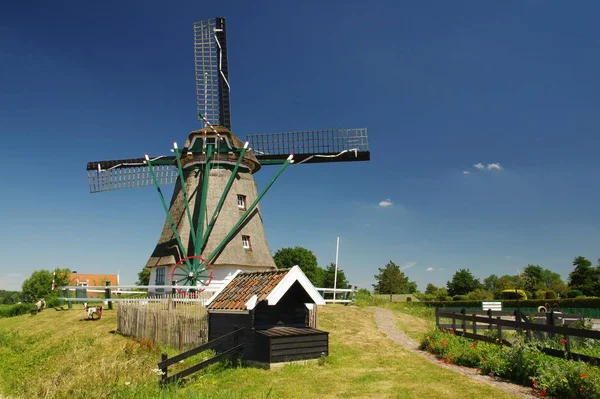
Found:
<box><xmin>86</xmin><ymin>157</ymin><xmax>177</xmax><ymax>193</ymax></box>
<box><xmin>194</xmin><ymin>17</ymin><xmax>231</xmax><ymax>130</ymax></box>
<box><xmin>247</xmin><ymin>128</ymin><xmax>370</xmax><ymax>164</ymax></box>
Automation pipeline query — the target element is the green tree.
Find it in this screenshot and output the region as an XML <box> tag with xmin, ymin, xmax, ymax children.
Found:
<box><xmin>273</xmin><ymin>246</ymin><xmax>323</xmax><ymax>286</ymax></box>
<box><xmin>322</xmin><ymin>263</ymin><xmax>349</xmax><ymax>289</ymax></box>
<box><xmin>136</xmin><ymin>267</ymin><xmax>151</xmax><ymax>286</ymax></box>
<box><xmin>424</xmin><ymin>283</ymin><xmax>438</xmax><ymax>295</ymax></box>
<box><xmin>568</xmin><ymin>256</ymin><xmax>599</xmax><ymax>296</ymax></box>
<box><xmin>522</xmin><ymin>264</ymin><xmax>544</xmax><ymax>293</ymax></box>
<box><xmin>466</xmin><ymin>288</ymin><xmax>494</xmax><ymax>301</ymax></box>
<box><xmin>22</xmin><ymin>270</ymin><xmax>54</xmax><ymax>302</ymax></box>
<box><xmin>483</xmin><ymin>274</ymin><xmax>498</xmax><ymax>292</ymax></box>
<box><xmin>52</xmin><ymin>268</ymin><xmax>71</xmax><ymax>291</ymax></box>
<box><xmin>446</xmin><ymin>269</ymin><xmax>481</xmax><ymax>296</ymax></box>
<box><xmin>373</xmin><ymin>261</ymin><xmax>414</xmax><ymax>296</ymax></box>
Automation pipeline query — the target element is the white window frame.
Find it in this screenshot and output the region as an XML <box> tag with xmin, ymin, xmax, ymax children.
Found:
<box><xmin>237</xmin><ymin>194</ymin><xmax>247</xmax><ymax>210</ymax></box>
<box><xmin>242</xmin><ymin>235</ymin><xmax>252</xmax><ymax>250</ymax></box>
<box><xmin>77</xmin><ymin>282</ymin><xmax>88</xmax><ymax>287</ymax></box>
<box><xmin>156</xmin><ymin>267</ymin><xmax>165</xmax><ymax>285</ymax></box>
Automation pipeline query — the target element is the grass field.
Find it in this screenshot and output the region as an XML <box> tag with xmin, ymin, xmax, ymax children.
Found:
<box><xmin>0</xmin><ymin>304</ymin><xmax>519</xmax><ymax>398</ymax></box>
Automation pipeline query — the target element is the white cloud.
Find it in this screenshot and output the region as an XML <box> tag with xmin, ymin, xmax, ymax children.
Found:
<box><xmin>426</xmin><ymin>267</ymin><xmax>445</xmax><ymax>272</ymax></box>
<box><xmin>474</xmin><ymin>162</ymin><xmax>485</xmax><ymax>170</ymax></box>
<box><xmin>378</xmin><ymin>199</ymin><xmax>393</xmax><ymax>207</ymax></box>
<box><xmin>401</xmin><ymin>261</ymin><xmax>416</xmax><ymax>271</ymax></box>
<box><xmin>487</xmin><ymin>162</ymin><xmax>502</xmax><ymax>170</ymax></box>
<box><xmin>462</xmin><ymin>171</ymin><xmax>471</xmax><ymax>175</ymax></box>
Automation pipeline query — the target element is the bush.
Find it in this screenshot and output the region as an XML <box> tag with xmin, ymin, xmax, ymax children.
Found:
<box><xmin>0</xmin><ymin>303</ymin><xmax>35</xmax><ymax>318</ymax></box>
<box><xmin>424</xmin><ymin>297</ymin><xmax>600</xmax><ymax>309</ymax></box>
<box><xmin>453</xmin><ymin>295</ymin><xmax>468</xmax><ymax>301</ymax></box>
<box><xmin>545</xmin><ymin>290</ymin><xmax>557</xmax><ymax>300</ymax></box>
<box><xmin>567</xmin><ymin>290</ymin><xmax>584</xmax><ymax>298</ymax></box>
<box><xmin>420</xmin><ymin>329</ymin><xmax>600</xmax><ymax>398</ymax></box>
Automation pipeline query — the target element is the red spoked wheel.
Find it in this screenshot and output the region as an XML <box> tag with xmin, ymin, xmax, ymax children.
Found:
<box><xmin>170</xmin><ymin>256</ymin><xmax>213</xmax><ymax>295</ymax></box>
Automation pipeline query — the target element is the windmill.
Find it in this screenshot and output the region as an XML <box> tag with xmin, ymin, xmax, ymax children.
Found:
<box><xmin>86</xmin><ymin>17</ymin><xmax>370</xmax><ymax>294</ymax></box>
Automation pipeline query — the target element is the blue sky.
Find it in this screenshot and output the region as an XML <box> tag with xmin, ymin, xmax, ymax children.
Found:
<box><xmin>1</xmin><ymin>1</ymin><xmax>599</xmax><ymax>291</ymax></box>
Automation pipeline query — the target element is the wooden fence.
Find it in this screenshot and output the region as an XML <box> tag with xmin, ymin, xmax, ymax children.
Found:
<box><xmin>158</xmin><ymin>327</ymin><xmax>244</xmax><ymax>386</ymax></box>
<box><xmin>117</xmin><ymin>294</ymin><xmax>208</xmax><ymax>351</ymax></box>
<box><xmin>436</xmin><ymin>308</ymin><xmax>600</xmax><ymax>364</ymax></box>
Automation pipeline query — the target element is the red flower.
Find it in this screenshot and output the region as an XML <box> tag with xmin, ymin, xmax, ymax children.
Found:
<box><xmin>482</xmin><ymin>357</ymin><xmax>487</xmax><ymax>362</ymax></box>
<box><xmin>532</xmin><ymin>380</ymin><xmax>538</xmax><ymax>388</ymax></box>
<box><xmin>538</xmin><ymin>388</ymin><xmax>547</xmax><ymax>396</ymax></box>
<box><xmin>449</xmin><ymin>330</ymin><xmax>455</xmax><ymax>334</ymax></box>
<box><xmin>561</xmin><ymin>338</ymin><xmax>568</xmax><ymax>345</ymax></box>
<box><xmin>581</xmin><ymin>372</ymin><xmax>588</xmax><ymax>379</ymax></box>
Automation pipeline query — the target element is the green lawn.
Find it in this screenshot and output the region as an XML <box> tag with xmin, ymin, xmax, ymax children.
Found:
<box><xmin>0</xmin><ymin>304</ymin><xmax>519</xmax><ymax>398</ymax></box>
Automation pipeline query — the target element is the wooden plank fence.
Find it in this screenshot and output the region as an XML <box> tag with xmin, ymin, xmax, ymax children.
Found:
<box><xmin>158</xmin><ymin>327</ymin><xmax>244</xmax><ymax>386</ymax></box>
<box><xmin>436</xmin><ymin>308</ymin><xmax>600</xmax><ymax>364</ymax></box>
<box><xmin>117</xmin><ymin>294</ymin><xmax>208</xmax><ymax>351</ymax></box>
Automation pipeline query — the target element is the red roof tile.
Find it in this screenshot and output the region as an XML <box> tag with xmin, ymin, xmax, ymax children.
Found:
<box><xmin>207</xmin><ymin>269</ymin><xmax>290</xmax><ymax>311</ymax></box>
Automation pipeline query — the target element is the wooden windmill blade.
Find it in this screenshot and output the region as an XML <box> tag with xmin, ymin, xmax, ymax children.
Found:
<box><xmin>86</xmin><ymin>156</ymin><xmax>177</xmax><ymax>193</ymax></box>
<box><xmin>194</xmin><ymin>17</ymin><xmax>231</xmax><ymax>130</ymax></box>
<box><xmin>247</xmin><ymin>128</ymin><xmax>370</xmax><ymax>165</ymax></box>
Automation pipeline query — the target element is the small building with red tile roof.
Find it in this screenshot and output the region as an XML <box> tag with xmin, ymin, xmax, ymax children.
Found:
<box><xmin>69</xmin><ymin>273</ymin><xmax>119</xmax><ymax>298</ymax></box>
<box><xmin>205</xmin><ymin>266</ymin><xmax>327</xmax><ymax>367</ymax></box>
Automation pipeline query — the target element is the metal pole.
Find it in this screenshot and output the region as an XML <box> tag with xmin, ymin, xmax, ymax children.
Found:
<box><xmin>208</xmin><ymin>155</ymin><xmax>294</xmax><ymax>264</ymax></box>
<box><xmin>333</xmin><ymin>236</ymin><xmax>340</xmax><ymax>301</ymax></box>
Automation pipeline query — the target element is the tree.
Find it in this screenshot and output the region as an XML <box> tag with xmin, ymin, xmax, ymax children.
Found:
<box><xmin>373</xmin><ymin>261</ymin><xmax>414</xmax><ymax>295</ymax></box>
<box><xmin>322</xmin><ymin>263</ymin><xmax>349</xmax><ymax>289</ymax></box>
<box><xmin>425</xmin><ymin>283</ymin><xmax>438</xmax><ymax>295</ymax></box>
<box><xmin>522</xmin><ymin>264</ymin><xmax>544</xmax><ymax>293</ymax></box>
<box><xmin>568</xmin><ymin>256</ymin><xmax>599</xmax><ymax>296</ymax></box>
<box><xmin>137</xmin><ymin>267</ymin><xmax>151</xmax><ymax>286</ymax></box>
<box><xmin>273</xmin><ymin>247</ymin><xmax>323</xmax><ymax>286</ymax></box>
<box><xmin>446</xmin><ymin>269</ymin><xmax>481</xmax><ymax>297</ymax></box>
<box><xmin>52</xmin><ymin>268</ymin><xmax>71</xmax><ymax>291</ymax></box>
<box><xmin>22</xmin><ymin>270</ymin><xmax>54</xmax><ymax>302</ymax></box>
<box><xmin>483</xmin><ymin>274</ymin><xmax>498</xmax><ymax>292</ymax></box>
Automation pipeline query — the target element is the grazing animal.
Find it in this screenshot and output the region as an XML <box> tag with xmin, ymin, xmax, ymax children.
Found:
<box><xmin>35</xmin><ymin>299</ymin><xmax>46</xmax><ymax>312</ymax></box>
<box><xmin>84</xmin><ymin>302</ymin><xmax>103</xmax><ymax>320</ymax></box>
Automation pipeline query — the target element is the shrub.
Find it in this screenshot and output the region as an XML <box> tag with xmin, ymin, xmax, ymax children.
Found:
<box><xmin>545</xmin><ymin>290</ymin><xmax>557</xmax><ymax>300</ymax></box>
<box><xmin>453</xmin><ymin>295</ymin><xmax>468</xmax><ymax>301</ymax></box>
<box><xmin>567</xmin><ymin>290</ymin><xmax>584</xmax><ymax>298</ymax></box>
<box><xmin>0</xmin><ymin>303</ymin><xmax>35</xmax><ymax>318</ymax></box>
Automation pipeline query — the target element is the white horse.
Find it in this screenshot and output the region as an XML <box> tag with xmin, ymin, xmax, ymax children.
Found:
<box><xmin>35</xmin><ymin>299</ymin><xmax>46</xmax><ymax>311</ymax></box>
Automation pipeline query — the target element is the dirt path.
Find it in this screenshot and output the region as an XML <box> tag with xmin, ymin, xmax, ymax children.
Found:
<box><xmin>369</xmin><ymin>307</ymin><xmax>536</xmax><ymax>399</ymax></box>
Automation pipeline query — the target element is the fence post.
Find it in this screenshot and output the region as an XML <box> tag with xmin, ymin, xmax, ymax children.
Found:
<box><xmin>66</xmin><ymin>288</ymin><xmax>73</xmax><ymax>310</ymax></box>
<box><xmin>487</xmin><ymin>308</ymin><xmax>492</xmax><ymax>331</ymax></box>
<box><xmin>472</xmin><ymin>313</ymin><xmax>477</xmax><ymax>335</ymax></box>
<box><xmin>547</xmin><ymin>311</ymin><xmax>555</xmax><ymax>338</ymax></box>
<box><xmin>565</xmin><ymin>335</ymin><xmax>571</xmax><ymax>358</ymax></box>
<box><xmin>461</xmin><ymin>308</ymin><xmax>466</xmax><ymax>333</ymax></box>
<box><xmin>232</xmin><ymin>325</ymin><xmax>240</xmax><ymax>366</ymax></box>
<box><xmin>435</xmin><ymin>307</ymin><xmax>440</xmax><ymax>329</ymax></box>
<box><xmin>105</xmin><ymin>281</ymin><xmax>113</xmax><ymax>310</ymax></box>
<box><xmin>496</xmin><ymin>317</ymin><xmax>502</xmax><ymax>341</ymax></box>
<box><xmin>160</xmin><ymin>353</ymin><xmax>168</xmax><ymax>384</ymax></box>
<box><xmin>451</xmin><ymin>313</ymin><xmax>456</xmax><ymax>332</ymax></box>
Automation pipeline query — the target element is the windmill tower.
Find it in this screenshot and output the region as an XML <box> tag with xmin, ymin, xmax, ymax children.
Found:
<box><xmin>86</xmin><ymin>17</ymin><xmax>370</xmax><ymax>292</ymax></box>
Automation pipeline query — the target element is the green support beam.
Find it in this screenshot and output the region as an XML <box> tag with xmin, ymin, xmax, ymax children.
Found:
<box><xmin>173</xmin><ymin>143</ymin><xmax>196</xmax><ymax>248</ymax></box>
<box><xmin>145</xmin><ymin>155</ymin><xmax>191</xmax><ymax>269</ymax></box>
<box><xmin>198</xmin><ymin>142</ymin><xmax>249</xmax><ymax>255</ymax></box>
<box><xmin>208</xmin><ymin>155</ymin><xmax>294</xmax><ymax>265</ymax></box>
<box><xmin>194</xmin><ymin>146</ymin><xmax>214</xmax><ymax>257</ymax></box>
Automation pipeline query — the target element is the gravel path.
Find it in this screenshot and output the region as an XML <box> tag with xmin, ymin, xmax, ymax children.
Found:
<box><xmin>369</xmin><ymin>307</ymin><xmax>536</xmax><ymax>399</ymax></box>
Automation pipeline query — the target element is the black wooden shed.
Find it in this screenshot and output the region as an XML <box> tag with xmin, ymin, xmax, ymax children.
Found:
<box><xmin>205</xmin><ymin>266</ymin><xmax>327</xmax><ymax>368</ymax></box>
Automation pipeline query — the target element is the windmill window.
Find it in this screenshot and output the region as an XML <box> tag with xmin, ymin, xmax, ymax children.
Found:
<box><xmin>156</xmin><ymin>267</ymin><xmax>165</xmax><ymax>285</ymax></box>
<box><xmin>205</xmin><ymin>137</ymin><xmax>217</xmax><ymax>146</ymax></box>
<box><xmin>242</xmin><ymin>235</ymin><xmax>252</xmax><ymax>250</ymax></box>
<box><xmin>237</xmin><ymin>195</ymin><xmax>246</xmax><ymax>210</ymax></box>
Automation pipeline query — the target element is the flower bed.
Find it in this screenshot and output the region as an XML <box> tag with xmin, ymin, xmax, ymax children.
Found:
<box><xmin>419</xmin><ymin>328</ymin><xmax>600</xmax><ymax>398</ymax></box>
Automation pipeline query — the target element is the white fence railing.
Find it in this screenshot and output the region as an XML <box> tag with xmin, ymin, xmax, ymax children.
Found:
<box><xmin>58</xmin><ymin>281</ymin><xmax>358</xmax><ymax>305</ymax></box>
